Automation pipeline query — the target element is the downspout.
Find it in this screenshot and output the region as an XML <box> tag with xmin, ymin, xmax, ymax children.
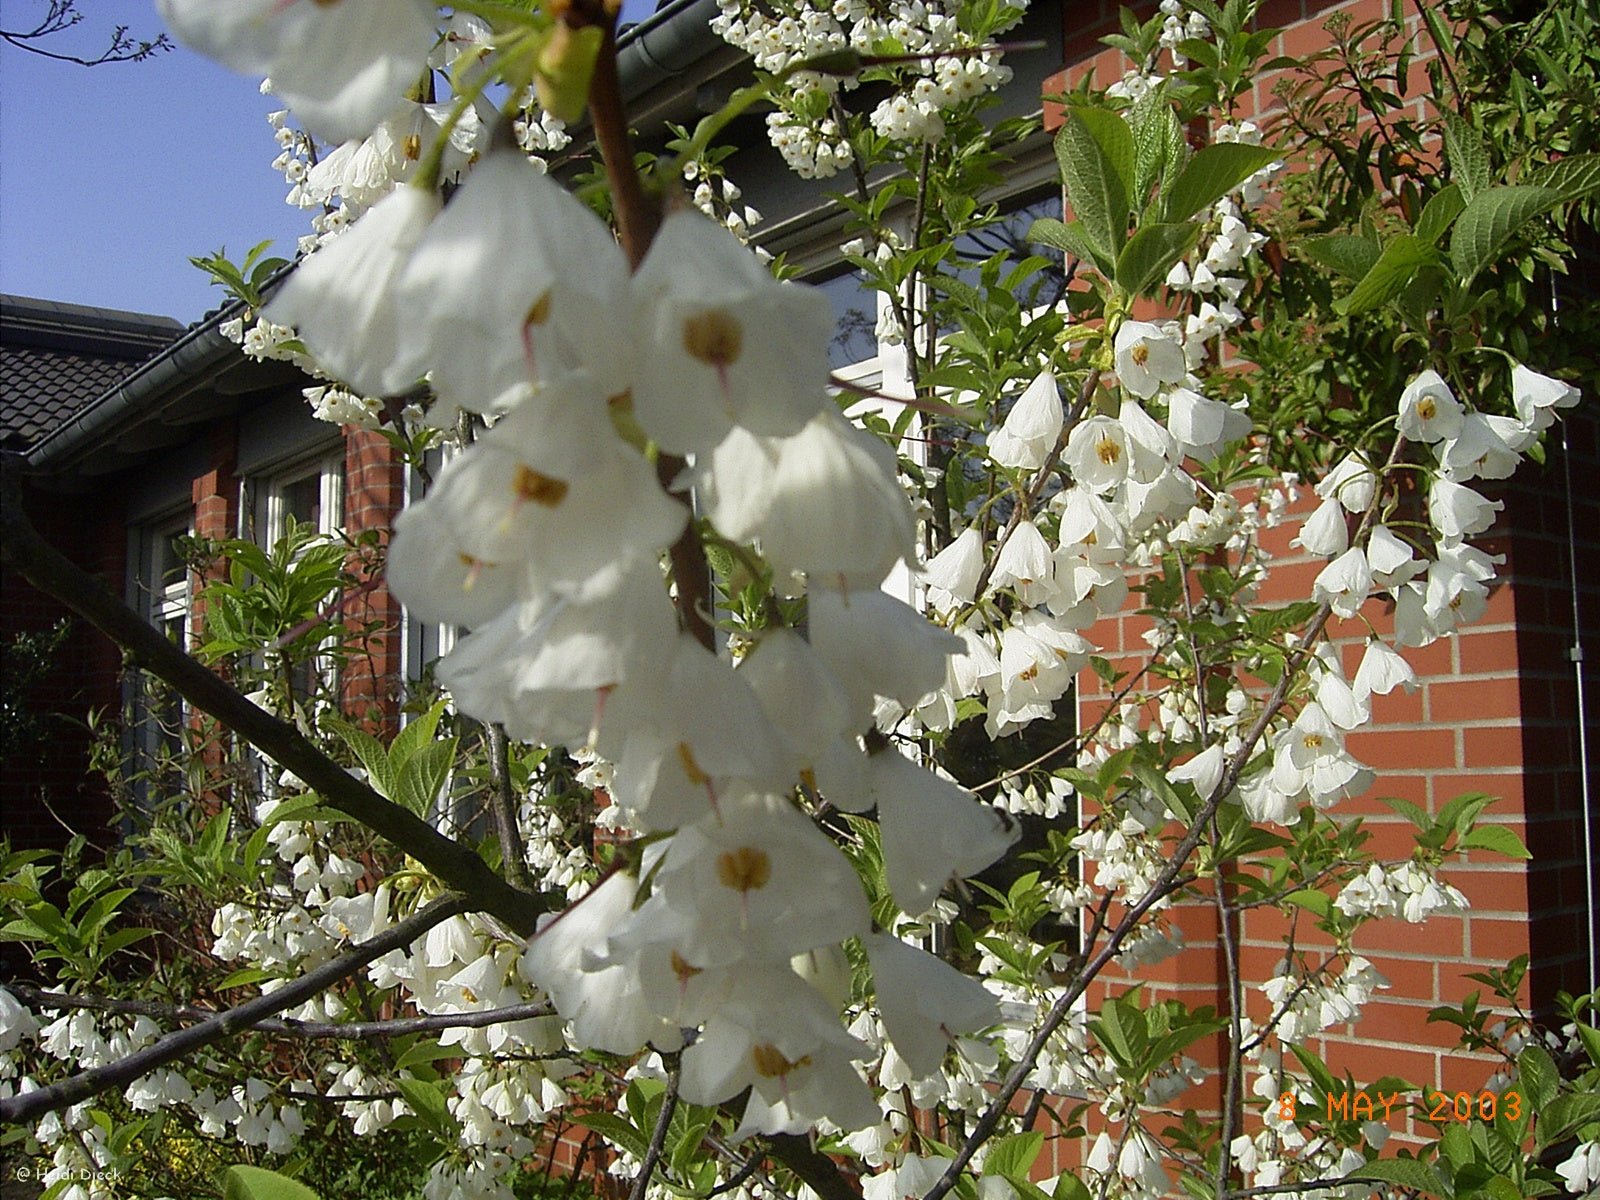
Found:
<box><xmin>1551</xmin><ymin>275</ymin><xmax>1596</xmax><ymax>1017</ymax></box>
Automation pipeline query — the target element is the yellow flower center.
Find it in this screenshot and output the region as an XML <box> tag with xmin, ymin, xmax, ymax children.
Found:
<box><xmin>716</xmin><ymin>846</ymin><xmax>772</xmax><ymax>893</ymax></box>
<box><xmin>1095</xmin><ymin>437</ymin><xmax>1122</xmax><ymax>466</ymax></box>
<box><xmin>513</xmin><ymin>465</ymin><xmax>568</xmax><ymax>507</ymax></box>
<box><xmin>750</xmin><ymin>1043</ymin><xmax>809</xmax><ymax>1078</ymax></box>
<box><xmin>684</xmin><ymin>311</ymin><xmax>743</xmax><ymax>367</ymax></box>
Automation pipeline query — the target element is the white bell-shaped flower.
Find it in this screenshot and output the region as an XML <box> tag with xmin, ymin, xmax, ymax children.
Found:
<box><xmin>650</xmin><ymin>793</ymin><xmax>870</xmax><ymax>965</ymax></box>
<box><xmin>1063</xmin><ymin>415</ymin><xmax>1131</xmax><ymax>494</ymax></box>
<box><xmin>400</xmin><ymin>385</ymin><xmax>685</xmax><ymax>592</ymax></box>
<box><xmin>395</xmin><ymin>152</ymin><xmax>633</xmax><ymax>406</ymax></box>
<box><xmin>1428</xmin><ymin>477</ymin><xmax>1502</xmax><ymax>541</ymax></box>
<box><xmin>1293</xmin><ymin>497</ymin><xmax>1349</xmax><ymax>557</ymax></box>
<box><xmin>922</xmin><ymin>527</ymin><xmax>986</xmax><ymax>610</ymax></box>
<box><xmin>748</xmin><ymin>409</ymin><xmax>916</xmax><ymax>590</ymax></box>
<box><xmin>736</xmin><ymin>628</ymin><xmax>855</xmax><ymax>788</ymax></box>
<box><xmin>1511</xmin><ymin>363</ymin><xmax>1580</xmax><ymax>432</ymax></box>
<box><xmin>1315</xmin><ymin>453</ymin><xmax>1378</xmax><ymax>512</ymax></box>
<box><xmin>159</xmin><ymin>0</ymin><xmax>438</xmax><ymax>145</ymax></box>
<box><xmin>1439</xmin><ymin>412</ymin><xmax>1520</xmax><ymax>481</ymax></box>
<box><xmin>1169</xmin><ymin>744</ymin><xmax>1224</xmax><ymax>799</ymax></box>
<box><xmin>680</xmin><ymin>964</ymin><xmax>876</xmax><ymax>1135</ymax></box>
<box><xmin>1352</xmin><ymin>638</ymin><xmax>1416</xmax><ymax>701</ymax></box>
<box><xmin>1312</xmin><ymin>546</ymin><xmax>1372</xmax><ymax>618</ymax></box>
<box><xmin>1396</xmin><ymin>370</ymin><xmax>1463</xmax><ymax>443</ymax></box>
<box><xmin>1166</xmin><ymin>386</ymin><xmax>1251</xmax><ymax>461</ymax></box>
<box><xmin>631</xmin><ymin>212</ymin><xmax>832</xmax><ymax>453</ymax></box>
<box><xmin>867</xmin><ymin>750</ymin><xmax>1016</xmax><ymax>915</ymax></box>
<box><xmin>987</xmin><ymin>519</ymin><xmax>1054</xmax><ymax>605</ymax></box>
<box><xmin>1113</xmin><ymin>320</ymin><xmax>1186</xmax><ymax>398</ymax></box>
<box><xmin>1366</xmin><ymin>525</ymin><xmax>1422</xmax><ymax>590</ymax></box>
<box><xmin>265</xmin><ymin>185</ymin><xmax>440</xmax><ymax>397</ymax></box>
<box><xmin>521</xmin><ymin>873</ymin><xmax>680</xmax><ymax>1055</ymax></box>
<box><xmin>809</xmin><ymin>588</ymin><xmax>961</xmax><ymax>727</ymax></box>
<box><xmin>987</xmin><ymin>371</ymin><xmax>1063</xmax><ymax>470</ymax></box>
<box><xmin>864</xmin><ymin>933</ymin><xmax>999</xmax><ymax>1077</ymax></box>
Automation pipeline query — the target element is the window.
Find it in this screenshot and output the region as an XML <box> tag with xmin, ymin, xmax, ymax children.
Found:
<box><xmin>248</xmin><ymin>450</ymin><xmax>344</xmax><ymax>545</ymax></box>
<box><xmin>242</xmin><ymin>450</ymin><xmax>347</xmax><ymax>710</ymax></box>
<box><xmin>127</xmin><ymin>516</ymin><xmax>193</xmax><ymax>789</ymax></box>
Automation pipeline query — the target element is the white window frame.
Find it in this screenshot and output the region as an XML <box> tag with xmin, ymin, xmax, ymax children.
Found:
<box><xmin>240</xmin><ymin>448</ymin><xmax>347</xmax><ymax>716</ymax></box>
<box><xmin>126</xmin><ymin>513</ymin><xmax>194</xmax><ymax>792</ymax></box>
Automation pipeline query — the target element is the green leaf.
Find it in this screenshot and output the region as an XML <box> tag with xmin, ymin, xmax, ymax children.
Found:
<box><xmin>217</xmin><ymin>967</ymin><xmax>275</xmax><ymax>990</ymax></box>
<box><xmin>1131</xmin><ymin>91</ymin><xmax>1186</xmax><ymax>207</ymax></box>
<box><xmin>396</xmin><ymin>1078</ymin><xmax>456</xmax><ymax>1139</ymax></box>
<box><xmin>1284</xmin><ymin>888</ymin><xmax>1333</xmax><ymax>919</ymax></box>
<box><xmin>983</xmin><ymin>1131</ymin><xmax>1044</xmax><ymax>1178</ymax></box>
<box><xmin>1458</xmin><ymin>825</ymin><xmax>1530</xmax><ymax>860</ymax></box>
<box><xmin>223</xmin><ymin>1166</ymin><xmax>322</xmax><ymax>1200</ymax></box>
<box><xmin>1054</xmin><ymin>108</ymin><xmax>1134</xmax><ymax>259</ymax></box>
<box><xmin>394</xmin><ymin>739</ymin><xmax>457</xmax><ymax>817</ymax></box>
<box><xmin>1519</xmin><ymin>1045</ymin><xmax>1560</xmax><ymax>1109</ymax></box>
<box><xmin>1301</xmin><ymin>233</ymin><xmax>1381</xmax><ymax>281</ymax></box>
<box><xmin>1449</xmin><ymin>184</ymin><xmax>1562</xmax><ymax>284</ymax></box>
<box><xmin>1414</xmin><ymin>183</ymin><xmax>1465</xmax><ymax>245</ymax></box>
<box><xmin>1525</xmin><ymin>153</ymin><xmax>1600</xmax><ymax>202</ymax></box>
<box><xmin>1536</xmin><ymin>1092</ymin><xmax>1600</xmax><ymax>1150</ymax></box>
<box><xmin>394</xmin><ymin>1039</ymin><xmax>454</xmax><ymax>1071</ymax></box>
<box><xmin>389</xmin><ymin>699</ymin><xmax>448</xmax><ymax>769</ymax></box>
<box><xmin>1349</xmin><ymin>1156</ymin><xmax>1449</xmax><ymax>1197</ymax></box>
<box><xmin>1160</xmin><ymin>143</ymin><xmax>1280</xmax><ymax>223</ymax></box>
<box><xmin>1115</xmin><ymin>222</ymin><xmax>1200</xmax><ymax>296</ymax></box>
<box><xmin>1335</xmin><ymin>235</ymin><xmax>1439</xmax><ymax>315</ymax></box>
<box><xmin>574</xmin><ymin>1112</ymin><xmax>650</xmax><ymax>1160</ymax></box>
<box><xmin>1442</xmin><ymin>114</ymin><xmax>1491</xmax><ymax>200</ymax></box>
<box><xmin>1028</xmin><ymin>216</ymin><xmax>1110</xmax><ymax>273</ymax></box>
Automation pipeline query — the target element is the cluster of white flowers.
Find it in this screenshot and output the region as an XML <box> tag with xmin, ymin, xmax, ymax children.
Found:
<box><xmin>712</xmin><ymin>0</ymin><xmax>1023</xmax><ymax>174</ymax></box>
<box><xmin>1335</xmin><ymin>860</ymin><xmax>1469</xmax><ymax>923</ymax></box>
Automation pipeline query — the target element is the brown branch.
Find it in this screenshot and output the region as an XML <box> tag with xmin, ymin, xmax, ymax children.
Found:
<box><xmin>488</xmin><ymin>722</ymin><xmax>537</xmax><ymax>891</ymax></box>
<box><xmin>4</xmin><ymin>984</ymin><xmax>551</xmax><ymax>1041</ymax></box>
<box><xmin>584</xmin><ymin>14</ymin><xmax>659</xmax><ymax>268</ymax></box>
<box><xmin>629</xmin><ymin>1058</ymin><xmax>681</xmax><ymax>1200</ymax></box>
<box><xmin>0</xmin><ymin>454</ymin><xmax>547</xmax><ymax>937</ymax></box>
<box><xmin>0</xmin><ymin>893</ymin><xmax>469</xmax><ymax>1125</ymax></box>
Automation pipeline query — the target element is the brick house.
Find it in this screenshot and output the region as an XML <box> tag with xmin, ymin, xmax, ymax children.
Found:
<box><xmin>0</xmin><ymin>0</ymin><xmax>1593</xmax><ymax>1175</ymax></box>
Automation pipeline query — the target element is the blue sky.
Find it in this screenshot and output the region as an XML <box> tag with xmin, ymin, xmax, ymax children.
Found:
<box><xmin>0</xmin><ymin>0</ymin><xmax>658</xmax><ymax>324</ymax></box>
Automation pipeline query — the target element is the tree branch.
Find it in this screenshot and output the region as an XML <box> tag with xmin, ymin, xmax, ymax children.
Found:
<box><xmin>0</xmin><ymin>453</ymin><xmax>547</xmax><ymax>937</ymax></box>
<box><xmin>629</xmin><ymin>1059</ymin><xmax>681</xmax><ymax>1200</ymax></box>
<box><xmin>488</xmin><ymin>722</ymin><xmax>536</xmax><ymax>892</ymax></box>
<box><xmin>0</xmin><ymin>893</ymin><xmax>470</xmax><ymax>1124</ymax></box>
<box><xmin>3</xmin><ymin>984</ymin><xmax>552</xmax><ymax>1041</ymax></box>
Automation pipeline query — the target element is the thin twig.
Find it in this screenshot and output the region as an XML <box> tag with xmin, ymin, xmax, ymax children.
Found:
<box><xmin>4</xmin><ymin>984</ymin><xmax>552</xmax><ymax>1040</ymax></box>
<box><xmin>1222</xmin><ymin>1177</ymin><xmax>1389</xmax><ymax>1199</ymax></box>
<box><xmin>488</xmin><ymin>722</ymin><xmax>536</xmax><ymax>891</ymax></box>
<box><xmin>629</xmin><ymin>1060</ymin><xmax>681</xmax><ymax>1200</ymax></box>
<box><xmin>0</xmin><ymin>893</ymin><xmax>469</xmax><ymax>1125</ymax></box>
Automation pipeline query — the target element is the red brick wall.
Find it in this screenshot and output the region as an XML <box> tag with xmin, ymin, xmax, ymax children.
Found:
<box><xmin>341</xmin><ymin>429</ymin><xmax>405</xmax><ymax>730</ymax></box>
<box><xmin>1036</xmin><ymin>0</ymin><xmax>1598</xmax><ymax>1170</ymax></box>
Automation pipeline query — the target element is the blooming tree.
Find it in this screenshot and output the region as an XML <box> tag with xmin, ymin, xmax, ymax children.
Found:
<box><xmin>2</xmin><ymin>1</ymin><xmax>1598</xmax><ymax>1199</ymax></box>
